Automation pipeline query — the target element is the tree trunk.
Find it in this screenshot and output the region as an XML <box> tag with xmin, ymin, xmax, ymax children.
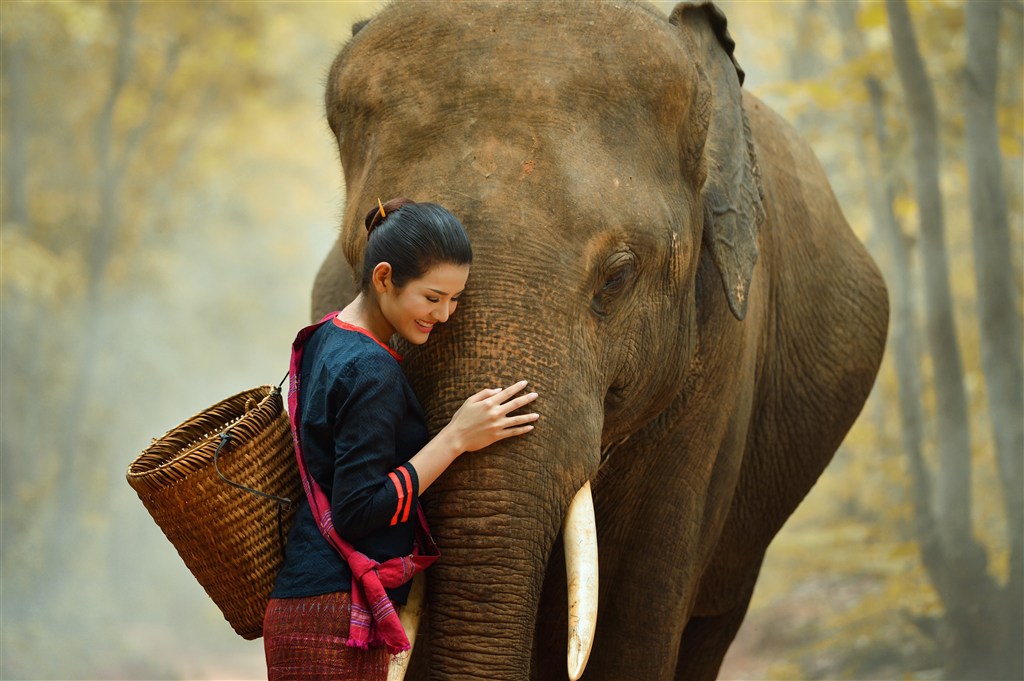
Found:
<box><xmin>833</xmin><ymin>1</ymin><xmax>930</xmax><ymax>541</ymax></box>
<box><xmin>51</xmin><ymin>1</ymin><xmax>142</xmax><ymax>583</ymax></box>
<box><xmin>0</xmin><ymin>32</ymin><xmax>39</xmax><ymax>478</ymax></box>
<box><xmin>833</xmin><ymin>0</ymin><xmax>939</xmax><ymax>547</ymax></box>
<box><xmin>785</xmin><ymin>1</ymin><xmax>831</xmax><ymax>153</ymax></box>
<box><xmin>1004</xmin><ymin>0</ymin><xmax>1024</xmax><ymax>280</ymax></box>
<box><xmin>963</xmin><ymin>2</ymin><xmax>1024</xmax><ymax>677</ymax></box>
<box><xmin>788</xmin><ymin>0</ymin><xmax>822</xmax><ymax>82</ymax></box>
<box><xmin>47</xmin><ymin>0</ymin><xmax>193</xmax><ymax>616</ymax></box>
<box><xmin>886</xmin><ymin>1</ymin><xmax>1007</xmax><ymax>678</ymax></box>
<box><xmin>1</xmin><ymin>36</ymin><xmax>29</xmax><ymax>227</ymax></box>
<box><xmin>62</xmin><ymin>0</ymin><xmax>182</xmax><ymax>467</ymax></box>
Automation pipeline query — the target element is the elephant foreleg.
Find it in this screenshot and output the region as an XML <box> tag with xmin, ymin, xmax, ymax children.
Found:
<box><xmin>673</xmin><ymin>574</ymin><xmax>758</xmax><ymax>681</ymax></box>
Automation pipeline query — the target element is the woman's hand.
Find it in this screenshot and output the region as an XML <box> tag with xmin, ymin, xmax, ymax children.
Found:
<box><xmin>445</xmin><ymin>380</ymin><xmax>539</xmax><ymax>452</ymax></box>
<box><xmin>408</xmin><ymin>381</ymin><xmax>539</xmax><ymax>493</ymax></box>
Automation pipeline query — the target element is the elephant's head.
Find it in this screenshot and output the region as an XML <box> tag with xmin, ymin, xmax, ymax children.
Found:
<box><xmin>313</xmin><ymin>2</ymin><xmax>764</xmax><ymax>678</ymax></box>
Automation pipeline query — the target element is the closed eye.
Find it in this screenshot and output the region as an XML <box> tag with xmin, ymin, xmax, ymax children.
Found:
<box><xmin>601</xmin><ymin>267</ymin><xmax>630</xmax><ymax>294</ymax></box>
<box><xmin>591</xmin><ymin>250</ymin><xmax>637</xmax><ymax>319</ymax></box>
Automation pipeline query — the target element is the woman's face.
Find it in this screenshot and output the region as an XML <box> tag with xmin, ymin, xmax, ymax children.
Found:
<box><xmin>380</xmin><ymin>262</ymin><xmax>471</xmax><ymax>345</ymax></box>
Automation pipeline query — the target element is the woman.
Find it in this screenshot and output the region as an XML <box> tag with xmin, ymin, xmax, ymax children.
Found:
<box><xmin>264</xmin><ymin>198</ymin><xmax>539</xmax><ymax>679</ymax></box>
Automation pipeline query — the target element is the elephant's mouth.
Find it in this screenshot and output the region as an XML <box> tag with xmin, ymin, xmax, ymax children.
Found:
<box><xmin>389</xmin><ymin>482</ymin><xmax>600</xmax><ymax>681</ymax></box>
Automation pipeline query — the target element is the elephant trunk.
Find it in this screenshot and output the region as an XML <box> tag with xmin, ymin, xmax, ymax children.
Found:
<box><xmin>398</xmin><ymin>386</ymin><xmax>601</xmax><ymax>679</ymax></box>
<box><xmin>389</xmin><ymin>480</ymin><xmax>598</xmax><ymax>681</ymax></box>
<box><xmin>403</xmin><ymin>470</ymin><xmax>598</xmax><ymax>680</ymax></box>
<box><xmin>425</xmin><ymin>462</ymin><xmax>557</xmax><ymax>679</ymax></box>
<box><xmin>397</xmin><ymin>286</ymin><xmax>604</xmax><ymax>679</ymax></box>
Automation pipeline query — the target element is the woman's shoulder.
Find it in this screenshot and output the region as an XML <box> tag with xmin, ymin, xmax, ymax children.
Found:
<box><xmin>322</xmin><ymin>326</ymin><xmax>403</xmax><ymax>379</ymax></box>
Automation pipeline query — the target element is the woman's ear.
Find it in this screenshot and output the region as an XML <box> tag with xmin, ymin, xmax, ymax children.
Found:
<box><xmin>371</xmin><ymin>262</ymin><xmax>394</xmax><ymax>295</ymax></box>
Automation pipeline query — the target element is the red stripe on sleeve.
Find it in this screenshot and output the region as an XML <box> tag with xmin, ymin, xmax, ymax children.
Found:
<box><xmin>388</xmin><ymin>471</ymin><xmax>404</xmax><ymax>526</ymax></box>
<box><xmin>398</xmin><ymin>466</ymin><xmax>414</xmax><ymax>523</ymax></box>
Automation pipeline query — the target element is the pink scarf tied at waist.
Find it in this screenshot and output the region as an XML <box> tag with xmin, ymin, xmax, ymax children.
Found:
<box><xmin>288</xmin><ymin>313</ymin><xmax>439</xmax><ymax>654</ymax></box>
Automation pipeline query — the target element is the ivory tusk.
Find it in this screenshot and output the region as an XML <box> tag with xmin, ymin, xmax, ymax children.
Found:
<box><xmin>386</xmin><ymin>571</ymin><xmax>426</xmax><ymax>681</ymax></box>
<box><xmin>564</xmin><ymin>481</ymin><xmax>598</xmax><ymax>681</ymax></box>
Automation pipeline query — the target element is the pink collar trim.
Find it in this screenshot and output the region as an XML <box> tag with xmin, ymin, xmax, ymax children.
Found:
<box><xmin>332</xmin><ymin>316</ymin><xmax>403</xmax><ymax>362</ymax></box>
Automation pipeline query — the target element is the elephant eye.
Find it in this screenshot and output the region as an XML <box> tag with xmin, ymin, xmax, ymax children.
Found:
<box><xmin>591</xmin><ymin>251</ymin><xmax>636</xmax><ymax>319</ymax></box>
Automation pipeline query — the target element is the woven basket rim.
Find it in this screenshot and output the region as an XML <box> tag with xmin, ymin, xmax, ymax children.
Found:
<box><xmin>127</xmin><ymin>385</ymin><xmax>282</xmax><ymax>482</ymax></box>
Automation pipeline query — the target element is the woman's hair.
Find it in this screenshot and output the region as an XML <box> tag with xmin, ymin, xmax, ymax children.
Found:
<box><xmin>361</xmin><ymin>198</ymin><xmax>473</xmax><ymax>291</ymax></box>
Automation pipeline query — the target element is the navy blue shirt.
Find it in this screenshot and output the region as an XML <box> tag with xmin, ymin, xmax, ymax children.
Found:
<box><xmin>271</xmin><ymin>319</ymin><xmax>427</xmax><ymax>604</ymax></box>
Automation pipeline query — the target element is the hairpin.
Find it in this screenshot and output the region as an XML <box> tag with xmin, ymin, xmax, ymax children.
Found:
<box><xmin>377</xmin><ymin>197</ymin><xmax>386</xmax><ymax>219</ymax></box>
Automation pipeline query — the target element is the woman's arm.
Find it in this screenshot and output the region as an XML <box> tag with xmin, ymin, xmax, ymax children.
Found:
<box><xmin>328</xmin><ymin>358</ymin><xmax>538</xmax><ymax>538</ymax></box>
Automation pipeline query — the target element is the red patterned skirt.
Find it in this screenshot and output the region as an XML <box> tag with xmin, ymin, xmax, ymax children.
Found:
<box><xmin>264</xmin><ymin>591</ymin><xmax>390</xmax><ymax>681</ymax></box>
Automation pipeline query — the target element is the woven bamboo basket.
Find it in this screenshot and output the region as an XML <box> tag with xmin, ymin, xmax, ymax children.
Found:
<box><xmin>126</xmin><ymin>385</ymin><xmax>300</xmax><ymax>640</ymax></box>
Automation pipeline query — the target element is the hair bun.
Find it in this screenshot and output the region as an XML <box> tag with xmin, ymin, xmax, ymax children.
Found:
<box><xmin>365</xmin><ymin>197</ymin><xmax>416</xmax><ymax>237</ymax></box>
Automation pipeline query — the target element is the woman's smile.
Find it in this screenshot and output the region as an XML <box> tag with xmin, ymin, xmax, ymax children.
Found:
<box><xmin>382</xmin><ymin>262</ymin><xmax>470</xmax><ymax>345</ymax></box>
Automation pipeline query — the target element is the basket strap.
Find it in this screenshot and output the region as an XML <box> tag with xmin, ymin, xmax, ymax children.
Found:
<box><xmin>214</xmin><ymin>420</ymin><xmax>293</xmax><ymax>552</ymax></box>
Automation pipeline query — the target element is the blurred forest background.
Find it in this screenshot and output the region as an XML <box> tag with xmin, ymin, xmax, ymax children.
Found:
<box><xmin>1</xmin><ymin>1</ymin><xmax>1021</xmax><ymax>679</ymax></box>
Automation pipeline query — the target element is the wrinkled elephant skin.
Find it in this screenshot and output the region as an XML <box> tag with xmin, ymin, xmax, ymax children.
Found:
<box><xmin>311</xmin><ymin>2</ymin><xmax>889</xmax><ymax>680</ymax></box>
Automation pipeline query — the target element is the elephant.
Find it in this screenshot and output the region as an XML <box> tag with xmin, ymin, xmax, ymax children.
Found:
<box><xmin>309</xmin><ymin>1</ymin><xmax>889</xmax><ymax>679</ymax></box>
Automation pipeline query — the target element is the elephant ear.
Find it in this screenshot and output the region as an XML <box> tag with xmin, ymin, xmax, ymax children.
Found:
<box><xmin>670</xmin><ymin>2</ymin><xmax>765</xmax><ymax>321</ymax></box>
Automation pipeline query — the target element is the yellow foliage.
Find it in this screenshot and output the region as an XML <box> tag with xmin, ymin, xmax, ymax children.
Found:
<box><xmin>998</xmin><ymin>106</ymin><xmax>1023</xmax><ymax>157</ymax></box>
<box><xmin>999</xmin><ymin>131</ymin><xmax>1022</xmax><ymax>157</ymax></box>
<box><xmin>804</xmin><ymin>80</ymin><xmax>847</xmax><ymax>112</ymax></box>
<box><xmin>766</xmin><ymin>661</ymin><xmax>805</xmax><ymax>680</ymax></box>
<box><xmin>893</xmin><ymin>194</ymin><xmax>918</xmax><ymax>223</ymax></box>
<box><xmin>857</xmin><ymin>2</ymin><xmax>888</xmax><ymax>31</ymax></box>
<box><xmin>0</xmin><ymin>228</ymin><xmax>85</xmax><ymax>302</ymax></box>
<box><xmin>51</xmin><ymin>1</ymin><xmax>107</xmax><ymax>46</ymax></box>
